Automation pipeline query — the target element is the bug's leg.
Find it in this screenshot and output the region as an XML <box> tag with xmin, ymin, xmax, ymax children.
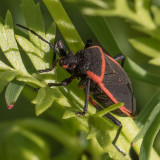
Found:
<box><xmin>107</xmin><ymin>114</ymin><xmax>126</xmax><ymax>156</ymax></box>
<box><xmin>47</xmin><ymin>75</ymin><xmax>74</xmax><ymax>87</ymax></box>
<box><xmin>76</xmin><ymin>76</ymin><xmax>90</xmax><ymax>116</ymax></box>
<box><xmin>85</xmin><ymin>39</ymin><xmax>92</xmax><ymax>48</ymax></box>
<box><xmin>114</xmin><ymin>54</ymin><xmax>125</xmax><ymax>67</ymax></box>
<box><xmin>39</xmin><ymin>53</ymin><xmax>57</xmax><ymax>73</ymax></box>
<box><xmin>127</xmin><ymin>82</ymin><xmax>136</xmax><ymax>115</ymax></box>
<box><xmin>33</xmin><ymin>76</ymin><xmax>74</xmax><ymax>91</ymax></box>
<box><xmin>89</xmin><ymin>97</ymin><xmax>126</xmax><ymax>156</ymax></box>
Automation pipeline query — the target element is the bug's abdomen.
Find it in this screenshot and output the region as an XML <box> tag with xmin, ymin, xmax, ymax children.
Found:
<box><xmin>89</xmin><ymin>80</ymin><xmax>127</xmax><ymax>116</ymax></box>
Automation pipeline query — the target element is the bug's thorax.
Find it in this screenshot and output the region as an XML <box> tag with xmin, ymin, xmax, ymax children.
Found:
<box><xmin>59</xmin><ymin>49</ymin><xmax>92</xmax><ymax>77</ymax></box>
<box><xmin>59</xmin><ymin>51</ymin><xmax>78</xmax><ymax>74</ymax></box>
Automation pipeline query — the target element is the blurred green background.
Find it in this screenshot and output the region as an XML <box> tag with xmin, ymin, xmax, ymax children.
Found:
<box><xmin>0</xmin><ymin>0</ymin><xmax>160</xmax><ymax>160</ymax></box>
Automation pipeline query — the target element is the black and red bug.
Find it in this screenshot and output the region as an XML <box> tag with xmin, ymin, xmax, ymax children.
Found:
<box><xmin>16</xmin><ymin>24</ymin><xmax>136</xmax><ymax>155</ymax></box>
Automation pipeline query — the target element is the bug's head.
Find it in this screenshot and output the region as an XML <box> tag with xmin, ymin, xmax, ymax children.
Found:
<box><xmin>59</xmin><ymin>51</ymin><xmax>77</xmax><ymax>73</ymax></box>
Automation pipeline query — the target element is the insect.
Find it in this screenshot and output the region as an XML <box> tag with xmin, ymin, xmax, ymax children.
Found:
<box><xmin>17</xmin><ymin>24</ymin><xmax>136</xmax><ymax>155</ymax></box>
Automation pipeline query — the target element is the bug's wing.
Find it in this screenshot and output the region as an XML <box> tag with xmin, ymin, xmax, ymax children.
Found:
<box><xmin>103</xmin><ymin>55</ymin><xmax>136</xmax><ymax>115</ymax></box>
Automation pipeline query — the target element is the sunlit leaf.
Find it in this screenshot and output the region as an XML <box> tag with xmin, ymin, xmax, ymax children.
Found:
<box><xmin>32</xmin><ymin>87</ymin><xmax>61</xmax><ymax>115</ymax></box>
<box><xmin>0</xmin><ymin>71</ymin><xmax>19</xmax><ymax>93</ymax></box>
<box><xmin>21</xmin><ymin>0</ymin><xmax>47</xmax><ymax>51</ymax></box>
<box><xmin>43</xmin><ymin>0</ymin><xmax>84</xmax><ymax>53</ymax></box>
<box><xmin>15</xmin><ymin>35</ymin><xmax>50</xmax><ymax>70</ymax></box>
<box><xmin>149</xmin><ymin>57</ymin><xmax>160</xmax><ymax>66</ymax></box>
<box><xmin>19</xmin><ymin>0</ymin><xmax>56</xmax><ymax>71</ymax></box>
<box><xmin>5</xmin><ymin>80</ymin><xmax>25</xmax><ymax>109</ymax></box>
<box><xmin>152</xmin><ymin>5</ymin><xmax>160</xmax><ymax>26</ymax></box>
<box><xmin>0</xmin><ymin>10</ymin><xmax>28</xmax><ymax>75</ymax></box>
<box><xmin>17</xmin><ymin>76</ymin><xmax>45</xmax><ymax>87</ymax></box>
<box><xmin>0</xmin><ymin>60</ymin><xmax>13</xmax><ymax>70</ymax></box>
<box><xmin>129</xmin><ymin>38</ymin><xmax>160</xmax><ymax>58</ymax></box>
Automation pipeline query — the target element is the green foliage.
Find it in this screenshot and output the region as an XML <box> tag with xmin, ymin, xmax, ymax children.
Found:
<box><xmin>5</xmin><ymin>80</ymin><xmax>25</xmax><ymax>109</ymax></box>
<box><xmin>0</xmin><ymin>0</ymin><xmax>160</xmax><ymax>160</ymax></box>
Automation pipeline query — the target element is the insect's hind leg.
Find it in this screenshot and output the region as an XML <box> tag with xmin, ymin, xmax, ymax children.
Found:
<box><xmin>89</xmin><ymin>97</ymin><xmax>126</xmax><ymax>156</ymax></box>
<box><xmin>114</xmin><ymin>54</ymin><xmax>125</xmax><ymax>67</ymax></box>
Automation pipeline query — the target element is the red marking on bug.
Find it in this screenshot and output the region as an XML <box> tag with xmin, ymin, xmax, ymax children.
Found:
<box><xmin>88</xmin><ymin>46</ymin><xmax>105</xmax><ymax>80</ymax></box>
<box><xmin>106</xmin><ymin>54</ymin><xmax>121</xmax><ymax>67</ymax></box>
<box><xmin>87</xmin><ymin>70</ymin><xmax>132</xmax><ymax>116</ymax></box>
<box><xmin>89</xmin><ymin>96</ymin><xmax>100</xmax><ymax>110</ymax></box>
<box><xmin>99</xmin><ymin>83</ymin><xmax>132</xmax><ymax>116</ymax></box>
<box><xmin>87</xmin><ymin>71</ymin><xmax>102</xmax><ymax>83</ymax></box>
<box><xmin>87</xmin><ymin>47</ymin><xmax>132</xmax><ymax>117</ymax></box>
<box><xmin>62</xmin><ymin>65</ymin><xmax>68</xmax><ymax>68</ymax></box>
<box><xmin>89</xmin><ymin>96</ymin><xmax>97</xmax><ymax>106</ymax></box>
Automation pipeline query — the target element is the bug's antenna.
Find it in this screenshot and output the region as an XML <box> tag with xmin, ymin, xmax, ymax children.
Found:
<box><xmin>16</xmin><ymin>24</ymin><xmax>56</xmax><ymax>52</ymax></box>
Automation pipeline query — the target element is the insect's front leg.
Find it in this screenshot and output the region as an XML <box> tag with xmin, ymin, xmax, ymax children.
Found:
<box><xmin>34</xmin><ymin>76</ymin><xmax>74</xmax><ymax>92</ymax></box>
<box><xmin>39</xmin><ymin>53</ymin><xmax>57</xmax><ymax>73</ymax></box>
<box><xmin>76</xmin><ymin>76</ymin><xmax>90</xmax><ymax>116</ymax></box>
<box><xmin>47</xmin><ymin>75</ymin><xmax>74</xmax><ymax>87</ymax></box>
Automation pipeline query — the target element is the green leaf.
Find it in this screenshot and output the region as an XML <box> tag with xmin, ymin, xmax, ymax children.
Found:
<box><xmin>129</xmin><ymin>38</ymin><xmax>160</xmax><ymax>58</ymax></box>
<box><xmin>83</xmin><ymin>16</ymin><xmax>121</xmax><ymax>54</ymax></box>
<box><xmin>0</xmin><ymin>71</ymin><xmax>19</xmax><ymax>93</ymax></box>
<box><xmin>137</xmin><ymin>89</ymin><xmax>160</xmax><ymax>125</ymax></box>
<box><xmin>87</xmin><ymin>116</ymin><xmax>112</xmax><ymax>147</ymax></box>
<box><xmin>81</xmin><ymin>0</ymin><xmax>155</xmax><ymax>29</ymax></box>
<box><xmin>46</xmin><ymin>22</ymin><xmax>56</xmax><ymax>44</ymax></box>
<box><xmin>17</xmin><ymin>118</ymin><xmax>82</xmax><ymax>154</ymax></box>
<box><xmin>149</xmin><ymin>57</ymin><xmax>160</xmax><ymax>66</ymax></box>
<box><xmin>17</xmin><ymin>76</ymin><xmax>45</xmax><ymax>88</ymax></box>
<box><xmin>5</xmin><ymin>80</ymin><xmax>25</xmax><ymax>109</ymax></box>
<box><xmin>15</xmin><ymin>34</ymin><xmax>50</xmax><ymax>71</ymax></box>
<box><xmin>20</xmin><ymin>0</ymin><xmax>56</xmax><ymax>70</ymax></box>
<box><xmin>32</xmin><ymin>87</ymin><xmax>61</xmax><ymax>115</ymax></box>
<box><xmin>96</xmin><ymin>130</ymin><xmax>110</xmax><ymax>149</ymax></box>
<box><xmin>0</xmin><ymin>60</ymin><xmax>13</xmax><ymax>70</ymax></box>
<box><xmin>126</xmin><ymin>58</ymin><xmax>160</xmax><ymax>87</ymax></box>
<box><xmin>140</xmin><ymin>111</ymin><xmax>160</xmax><ymax>160</ymax></box>
<box><xmin>152</xmin><ymin>5</ymin><xmax>160</xmax><ymax>26</ymax></box>
<box><xmin>21</xmin><ymin>0</ymin><xmax>47</xmax><ymax>51</ymax></box>
<box><xmin>62</xmin><ymin>109</ymin><xmax>77</xmax><ymax>119</ymax></box>
<box><xmin>0</xmin><ymin>123</ymin><xmax>50</xmax><ymax>160</ymax></box>
<box><xmin>43</xmin><ymin>0</ymin><xmax>84</xmax><ymax>53</ymax></box>
<box><xmin>94</xmin><ymin>103</ymin><xmax>124</xmax><ymax>118</ymax></box>
<box><xmin>0</xmin><ymin>10</ymin><xmax>28</xmax><ymax>75</ymax></box>
<box><xmin>87</xmin><ymin>116</ymin><xmax>127</xmax><ymax>160</ymax></box>
<box><xmin>132</xmin><ymin>103</ymin><xmax>160</xmax><ymax>145</ymax></box>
